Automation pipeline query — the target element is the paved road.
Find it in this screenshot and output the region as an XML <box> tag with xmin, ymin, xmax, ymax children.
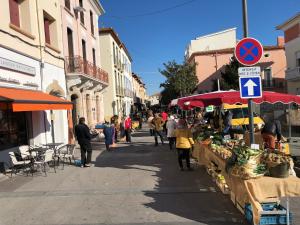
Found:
<box><xmin>0</xmin><ymin>128</ymin><xmax>299</xmax><ymax>225</ymax></box>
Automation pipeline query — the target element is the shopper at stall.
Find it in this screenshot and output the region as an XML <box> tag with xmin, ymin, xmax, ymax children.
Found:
<box><xmin>75</xmin><ymin>117</ymin><xmax>94</xmax><ymax>168</ymax></box>
<box><xmin>124</xmin><ymin>115</ymin><xmax>132</xmax><ymax>143</ymax></box>
<box><xmin>166</xmin><ymin>115</ymin><xmax>177</xmax><ymax>150</ymax></box>
<box><xmin>261</xmin><ymin>116</ymin><xmax>282</xmax><ymax>150</ymax></box>
<box><xmin>103</xmin><ymin>118</ymin><xmax>115</xmax><ymax>151</ymax></box>
<box><xmin>175</xmin><ymin>119</ymin><xmax>195</xmax><ymax>171</ymax></box>
<box><xmin>152</xmin><ymin>113</ymin><xmax>165</xmax><ymax>146</ymax></box>
<box><xmin>223</xmin><ymin>110</ymin><xmax>233</xmax><ymax>135</ymax></box>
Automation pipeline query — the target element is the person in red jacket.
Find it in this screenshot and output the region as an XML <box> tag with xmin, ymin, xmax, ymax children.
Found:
<box><xmin>124</xmin><ymin>116</ymin><xmax>132</xmax><ymax>143</ymax></box>
<box><xmin>161</xmin><ymin>111</ymin><xmax>168</xmax><ymax>134</ymax></box>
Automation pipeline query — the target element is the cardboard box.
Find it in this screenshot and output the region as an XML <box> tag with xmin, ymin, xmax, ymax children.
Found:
<box><xmin>245</xmin><ymin>131</ymin><xmax>263</xmax><ymax>149</ymax></box>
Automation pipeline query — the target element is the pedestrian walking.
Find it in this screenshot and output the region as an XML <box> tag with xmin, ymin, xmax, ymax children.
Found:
<box><xmin>152</xmin><ymin>113</ymin><xmax>164</xmax><ymax>146</ymax></box>
<box><xmin>103</xmin><ymin>118</ymin><xmax>115</xmax><ymax>151</ymax></box>
<box><xmin>175</xmin><ymin>119</ymin><xmax>195</xmax><ymax>171</ymax></box>
<box><xmin>124</xmin><ymin>115</ymin><xmax>132</xmax><ymax>143</ymax></box>
<box><xmin>147</xmin><ymin>111</ymin><xmax>154</xmax><ymax>136</ymax></box>
<box><xmin>166</xmin><ymin>115</ymin><xmax>177</xmax><ymax>150</ymax></box>
<box><xmin>111</xmin><ymin>115</ymin><xmax>119</xmax><ymax>143</ymax></box>
<box><xmin>161</xmin><ymin>111</ymin><xmax>168</xmax><ymax>134</ymax></box>
<box><xmin>75</xmin><ymin>117</ymin><xmax>94</xmax><ymax>168</ymax></box>
<box><xmin>120</xmin><ymin>117</ymin><xmax>126</xmax><ymax>141</ymax></box>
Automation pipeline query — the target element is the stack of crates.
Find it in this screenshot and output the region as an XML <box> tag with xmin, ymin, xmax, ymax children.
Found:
<box><xmin>245</xmin><ymin>202</ymin><xmax>292</xmax><ymax>225</ymax></box>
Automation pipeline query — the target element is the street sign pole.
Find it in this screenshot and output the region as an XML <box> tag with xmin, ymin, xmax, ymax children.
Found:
<box><xmin>242</xmin><ymin>0</ymin><xmax>255</xmax><ymax>145</ymax></box>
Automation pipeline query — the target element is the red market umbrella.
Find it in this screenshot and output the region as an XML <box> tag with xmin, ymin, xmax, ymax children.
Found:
<box><xmin>178</xmin><ymin>99</ymin><xmax>205</xmax><ymax>110</ymax></box>
<box><xmin>177</xmin><ymin>91</ymin><xmax>300</xmax><ymax>109</ymax></box>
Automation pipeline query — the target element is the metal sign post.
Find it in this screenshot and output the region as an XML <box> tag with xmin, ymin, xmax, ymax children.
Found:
<box><xmin>235</xmin><ymin>37</ymin><xmax>263</xmax><ymax>145</ymax></box>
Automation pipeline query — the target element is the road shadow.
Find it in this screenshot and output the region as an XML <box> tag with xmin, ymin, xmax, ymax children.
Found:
<box><xmin>94</xmin><ymin>130</ymin><xmax>247</xmax><ymax>225</ymax></box>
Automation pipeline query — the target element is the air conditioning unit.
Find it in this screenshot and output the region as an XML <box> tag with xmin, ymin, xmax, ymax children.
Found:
<box><xmin>74</xmin><ymin>6</ymin><xmax>85</xmax><ymax>12</ymax></box>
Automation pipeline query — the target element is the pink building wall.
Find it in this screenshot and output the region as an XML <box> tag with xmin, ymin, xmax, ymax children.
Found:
<box><xmin>190</xmin><ymin>43</ymin><xmax>287</xmax><ymax>93</ymax></box>
<box><xmin>60</xmin><ymin>0</ymin><xmax>101</xmax><ymax>65</ymax></box>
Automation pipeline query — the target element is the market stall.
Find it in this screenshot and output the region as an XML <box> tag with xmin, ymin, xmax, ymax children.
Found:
<box><xmin>176</xmin><ymin>91</ymin><xmax>300</xmax><ymax>225</ymax></box>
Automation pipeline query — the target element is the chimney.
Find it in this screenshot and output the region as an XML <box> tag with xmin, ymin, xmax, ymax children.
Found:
<box><xmin>277</xmin><ymin>36</ymin><xmax>284</xmax><ymax>47</ymax></box>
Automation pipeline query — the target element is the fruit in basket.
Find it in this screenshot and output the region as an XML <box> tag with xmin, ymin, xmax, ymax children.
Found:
<box><xmin>262</xmin><ymin>152</ymin><xmax>292</xmax><ymax>167</ymax></box>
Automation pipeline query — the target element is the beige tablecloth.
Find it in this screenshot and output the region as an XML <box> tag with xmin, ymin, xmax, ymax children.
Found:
<box><xmin>195</xmin><ymin>142</ymin><xmax>300</xmax><ymax>225</ymax></box>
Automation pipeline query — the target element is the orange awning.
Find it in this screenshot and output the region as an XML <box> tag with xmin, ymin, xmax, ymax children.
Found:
<box><xmin>0</xmin><ymin>87</ymin><xmax>73</xmax><ymax>111</ymax></box>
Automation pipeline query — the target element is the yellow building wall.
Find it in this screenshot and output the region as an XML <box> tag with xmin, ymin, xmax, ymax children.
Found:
<box><xmin>0</xmin><ymin>0</ymin><xmax>64</xmax><ymax>69</ymax></box>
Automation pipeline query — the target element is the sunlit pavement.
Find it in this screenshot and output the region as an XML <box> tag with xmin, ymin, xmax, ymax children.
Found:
<box><xmin>0</xmin><ymin>127</ymin><xmax>299</xmax><ymax>225</ymax></box>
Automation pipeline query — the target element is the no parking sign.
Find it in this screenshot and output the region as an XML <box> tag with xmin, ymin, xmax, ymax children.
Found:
<box><xmin>234</xmin><ymin>37</ymin><xmax>263</xmax><ymax>66</ymax></box>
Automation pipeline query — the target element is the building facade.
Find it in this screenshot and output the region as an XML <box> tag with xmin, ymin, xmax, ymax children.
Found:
<box><xmin>187</xmin><ymin>30</ymin><xmax>287</xmax><ymax>93</ymax></box>
<box><xmin>132</xmin><ymin>73</ymin><xmax>147</xmax><ymax>112</ymax></box>
<box><xmin>61</xmin><ymin>0</ymin><xmax>108</xmax><ymax>128</ymax></box>
<box><xmin>149</xmin><ymin>94</ymin><xmax>160</xmax><ymax>106</ymax></box>
<box><xmin>0</xmin><ymin>0</ymin><xmax>71</xmax><ymax>163</ymax></box>
<box><xmin>277</xmin><ymin>13</ymin><xmax>300</xmax><ymax>95</ymax></box>
<box><xmin>99</xmin><ymin>28</ymin><xmax>133</xmax><ymax>117</ymax></box>
<box><xmin>185</xmin><ymin>28</ymin><xmax>237</xmax><ymax>60</ymax></box>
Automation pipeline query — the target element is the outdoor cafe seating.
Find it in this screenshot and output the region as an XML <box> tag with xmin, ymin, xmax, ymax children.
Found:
<box><xmin>6</xmin><ymin>143</ymin><xmax>77</xmax><ymax>177</ymax></box>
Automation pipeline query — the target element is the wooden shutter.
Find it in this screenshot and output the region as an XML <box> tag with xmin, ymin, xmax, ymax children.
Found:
<box><xmin>90</xmin><ymin>11</ymin><xmax>94</xmax><ymax>35</ymax></box>
<box><xmin>65</xmin><ymin>0</ymin><xmax>70</xmax><ymax>10</ymax></box>
<box><xmin>44</xmin><ymin>18</ymin><xmax>51</xmax><ymax>44</ymax></box>
<box><xmin>9</xmin><ymin>0</ymin><xmax>20</xmax><ymax>27</ymax></box>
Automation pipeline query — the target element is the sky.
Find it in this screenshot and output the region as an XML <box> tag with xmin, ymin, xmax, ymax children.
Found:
<box><xmin>99</xmin><ymin>0</ymin><xmax>299</xmax><ymax>96</ymax></box>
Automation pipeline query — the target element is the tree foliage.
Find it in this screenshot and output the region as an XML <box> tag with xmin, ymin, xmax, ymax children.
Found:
<box><xmin>213</xmin><ymin>57</ymin><xmax>240</xmax><ymax>91</ymax></box>
<box><xmin>159</xmin><ymin>60</ymin><xmax>198</xmax><ymax>105</ymax></box>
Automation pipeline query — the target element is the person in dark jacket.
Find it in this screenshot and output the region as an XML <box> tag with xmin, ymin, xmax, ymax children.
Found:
<box><xmin>223</xmin><ymin>110</ymin><xmax>233</xmax><ymax>134</ymax></box>
<box><xmin>261</xmin><ymin>117</ymin><xmax>282</xmax><ymax>150</ymax></box>
<box><xmin>75</xmin><ymin>117</ymin><xmax>93</xmax><ymax>168</ymax></box>
<box><xmin>103</xmin><ymin>119</ymin><xmax>115</xmax><ymax>151</ymax></box>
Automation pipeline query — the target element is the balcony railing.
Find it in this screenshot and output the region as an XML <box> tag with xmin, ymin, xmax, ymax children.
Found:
<box><xmin>286</xmin><ymin>67</ymin><xmax>300</xmax><ymax>80</ymax></box>
<box><xmin>65</xmin><ymin>55</ymin><xmax>108</xmax><ymax>84</ymax></box>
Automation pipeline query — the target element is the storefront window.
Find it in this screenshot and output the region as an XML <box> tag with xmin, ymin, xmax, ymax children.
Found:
<box><xmin>0</xmin><ymin>103</ymin><xmax>28</xmax><ymax>150</ymax></box>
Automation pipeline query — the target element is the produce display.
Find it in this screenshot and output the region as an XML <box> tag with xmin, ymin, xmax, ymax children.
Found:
<box><xmin>194</xmin><ymin>127</ymin><xmax>214</xmax><ymax>143</ymax></box>
<box><xmin>192</xmin><ymin>123</ymin><xmax>294</xmax><ymax>180</ymax></box>
<box><xmin>232</xmin><ymin>145</ymin><xmax>262</xmax><ymax>166</ymax></box>
<box><xmin>262</xmin><ymin>152</ymin><xmax>292</xmax><ymax>166</ymax></box>
<box><xmin>211</xmin><ymin>145</ymin><xmax>232</xmax><ymax>160</ymax></box>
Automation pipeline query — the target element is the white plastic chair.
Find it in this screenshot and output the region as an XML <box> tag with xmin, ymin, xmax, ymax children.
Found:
<box><xmin>8</xmin><ymin>152</ymin><xmax>32</xmax><ymax>177</ymax></box>
<box><xmin>57</xmin><ymin>144</ymin><xmax>76</xmax><ymax>169</ymax></box>
<box><xmin>33</xmin><ymin>150</ymin><xmax>56</xmax><ymax>176</ymax></box>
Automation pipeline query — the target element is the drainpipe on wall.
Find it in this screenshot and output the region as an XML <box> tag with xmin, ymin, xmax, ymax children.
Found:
<box><xmin>35</xmin><ymin>0</ymin><xmax>48</xmax><ymax>144</ymax></box>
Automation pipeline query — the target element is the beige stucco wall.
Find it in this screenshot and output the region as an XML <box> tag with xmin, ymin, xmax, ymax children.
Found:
<box><xmin>99</xmin><ymin>34</ymin><xmax>116</xmax><ymax>117</ymax></box>
<box><xmin>186</xmin><ymin>28</ymin><xmax>236</xmax><ymax>59</ymax></box>
<box><xmin>0</xmin><ymin>0</ymin><xmax>40</xmax><ymax>59</ymax></box>
<box><xmin>0</xmin><ymin>0</ymin><xmax>64</xmax><ymax>68</ymax></box>
<box><xmin>285</xmin><ymin>37</ymin><xmax>300</xmax><ymax>70</ymax></box>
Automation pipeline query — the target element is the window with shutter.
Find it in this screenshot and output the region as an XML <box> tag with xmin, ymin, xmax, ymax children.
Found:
<box><xmin>44</xmin><ymin>17</ymin><xmax>51</xmax><ymax>44</ymax></box>
<box><xmin>9</xmin><ymin>0</ymin><xmax>20</xmax><ymax>27</ymax></box>
<box><xmin>79</xmin><ymin>0</ymin><xmax>84</xmax><ymax>25</ymax></box>
<box><xmin>65</xmin><ymin>0</ymin><xmax>70</xmax><ymax>10</ymax></box>
<box><xmin>92</xmin><ymin>48</ymin><xmax>96</xmax><ymax>65</ymax></box>
<box><xmin>90</xmin><ymin>11</ymin><xmax>94</xmax><ymax>35</ymax></box>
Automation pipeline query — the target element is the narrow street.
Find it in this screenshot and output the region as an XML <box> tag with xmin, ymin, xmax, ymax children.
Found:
<box><xmin>0</xmin><ymin>127</ymin><xmax>248</xmax><ymax>225</ymax></box>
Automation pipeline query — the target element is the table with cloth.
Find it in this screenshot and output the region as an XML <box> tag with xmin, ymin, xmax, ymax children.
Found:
<box><xmin>192</xmin><ymin>141</ymin><xmax>300</xmax><ymax>225</ymax></box>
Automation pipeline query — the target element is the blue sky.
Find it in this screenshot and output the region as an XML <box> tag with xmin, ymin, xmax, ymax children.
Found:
<box><xmin>99</xmin><ymin>0</ymin><xmax>298</xmax><ymax>96</ymax></box>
